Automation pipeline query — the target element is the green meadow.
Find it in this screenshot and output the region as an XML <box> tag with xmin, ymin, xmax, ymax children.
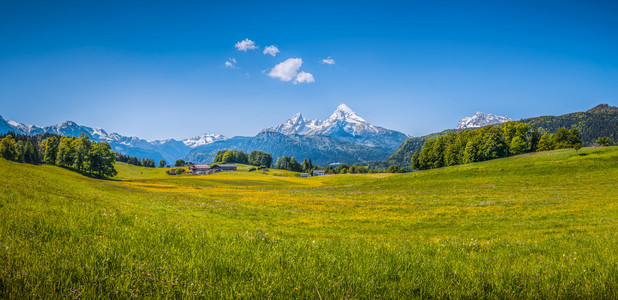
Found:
<box><xmin>1</xmin><ymin>147</ymin><xmax>617</xmax><ymax>298</ymax></box>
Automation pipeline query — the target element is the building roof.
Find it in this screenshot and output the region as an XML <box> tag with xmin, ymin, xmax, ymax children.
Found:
<box><xmin>190</xmin><ymin>164</ymin><xmax>210</xmax><ymax>169</ymax></box>
<box><xmin>216</xmin><ymin>164</ymin><xmax>237</xmax><ymax>167</ymax></box>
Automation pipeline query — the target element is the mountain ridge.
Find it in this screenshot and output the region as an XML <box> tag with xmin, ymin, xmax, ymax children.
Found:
<box><xmin>457</xmin><ymin>112</ymin><xmax>512</xmax><ymax>129</ymax></box>
<box><xmin>0</xmin><ymin>115</ymin><xmax>226</xmax><ymax>163</ymax></box>
<box><xmin>265</xmin><ymin>104</ymin><xmax>409</xmax><ymax>152</ymax></box>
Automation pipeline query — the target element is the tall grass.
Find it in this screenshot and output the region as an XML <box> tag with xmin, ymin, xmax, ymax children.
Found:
<box><xmin>0</xmin><ymin>147</ymin><xmax>617</xmax><ymax>298</ymax></box>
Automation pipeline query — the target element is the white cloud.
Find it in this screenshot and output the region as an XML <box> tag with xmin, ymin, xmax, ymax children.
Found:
<box><xmin>235</xmin><ymin>39</ymin><xmax>257</xmax><ymax>51</ymax></box>
<box><xmin>294</xmin><ymin>71</ymin><xmax>315</xmax><ymax>84</ymax></box>
<box><xmin>321</xmin><ymin>57</ymin><xmax>335</xmax><ymax>65</ymax></box>
<box><xmin>268</xmin><ymin>58</ymin><xmax>303</xmax><ymax>82</ymax></box>
<box><xmin>263</xmin><ymin>45</ymin><xmax>280</xmax><ymax>56</ymax></box>
<box><xmin>225</xmin><ymin>58</ymin><xmax>237</xmax><ymax>68</ymax></box>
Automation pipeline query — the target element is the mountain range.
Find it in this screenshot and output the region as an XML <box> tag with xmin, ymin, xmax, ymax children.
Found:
<box><xmin>0</xmin><ymin>116</ymin><xmax>226</xmax><ymax>163</ymax></box>
<box><xmin>0</xmin><ymin>104</ymin><xmax>409</xmax><ymax>165</ymax></box>
<box><xmin>3</xmin><ymin>104</ymin><xmax>615</xmax><ymax>167</ymax></box>
<box><xmin>186</xmin><ymin>104</ymin><xmax>409</xmax><ymax>165</ymax></box>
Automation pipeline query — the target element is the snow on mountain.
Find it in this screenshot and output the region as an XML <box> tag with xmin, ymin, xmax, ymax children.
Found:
<box><xmin>0</xmin><ymin>114</ymin><xmax>225</xmax><ymax>162</ymax></box>
<box><xmin>265</xmin><ymin>104</ymin><xmax>408</xmax><ymax>151</ymax></box>
<box><xmin>457</xmin><ymin>112</ymin><xmax>512</xmax><ymax>129</ymax></box>
<box><xmin>182</xmin><ymin>133</ymin><xmax>228</xmax><ymax>147</ymax></box>
<box><xmin>266</xmin><ymin>113</ymin><xmax>322</xmax><ymax>135</ymax></box>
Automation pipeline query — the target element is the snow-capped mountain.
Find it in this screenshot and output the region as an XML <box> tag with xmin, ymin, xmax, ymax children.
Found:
<box><xmin>266</xmin><ymin>113</ymin><xmax>323</xmax><ymax>135</ymax></box>
<box><xmin>457</xmin><ymin>112</ymin><xmax>512</xmax><ymax>129</ymax></box>
<box><xmin>265</xmin><ymin>104</ymin><xmax>409</xmax><ymax>151</ymax></box>
<box><xmin>0</xmin><ymin>114</ymin><xmax>226</xmax><ymax>163</ymax></box>
<box><xmin>183</xmin><ymin>133</ymin><xmax>228</xmax><ymax>147</ymax></box>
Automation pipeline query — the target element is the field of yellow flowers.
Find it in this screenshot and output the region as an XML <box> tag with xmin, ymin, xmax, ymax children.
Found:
<box><xmin>1</xmin><ymin>147</ymin><xmax>617</xmax><ymax>298</ymax></box>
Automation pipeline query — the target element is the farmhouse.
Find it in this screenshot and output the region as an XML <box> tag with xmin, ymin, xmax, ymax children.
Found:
<box><xmin>300</xmin><ymin>173</ymin><xmax>310</xmax><ymax>178</ymax></box>
<box><xmin>212</xmin><ymin>164</ymin><xmax>237</xmax><ymax>171</ymax></box>
<box><xmin>189</xmin><ymin>164</ymin><xmax>211</xmax><ymax>174</ymax></box>
<box><xmin>313</xmin><ymin>170</ymin><xmax>325</xmax><ymax>176</ymax></box>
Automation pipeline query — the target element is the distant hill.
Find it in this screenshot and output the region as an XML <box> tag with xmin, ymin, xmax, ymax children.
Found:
<box><xmin>522</xmin><ymin>104</ymin><xmax>617</xmax><ymax>144</ymax></box>
<box><xmin>384</xmin><ymin>104</ymin><xmax>617</xmax><ymax>168</ymax></box>
<box><xmin>380</xmin><ymin>129</ymin><xmax>462</xmax><ymax>168</ymax></box>
<box><xmin>184</xmin><ymin>131</ymin><xmax>389</xmax><ymax>165</ymax></box>
<box><xmin>586</xmin><ymin>104</ymin><xmax>618</xmax><ymax>114</ymax></box>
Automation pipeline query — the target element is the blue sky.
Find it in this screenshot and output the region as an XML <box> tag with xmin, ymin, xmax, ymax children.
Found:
<box><xmin>1</xmin><ymin>0</ymin><xmax>617</xmax><ymax>140</ymax></box>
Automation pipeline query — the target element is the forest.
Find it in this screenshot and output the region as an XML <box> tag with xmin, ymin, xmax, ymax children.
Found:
<box><xmin>411</xmin><ymin>122</ymin><xmax>590</xmax><ymax>170</ymax></box>
<box><xmin>0</xmin><ymin>132</ymin><xmax>117</xmax><ymax>177</ymax></box>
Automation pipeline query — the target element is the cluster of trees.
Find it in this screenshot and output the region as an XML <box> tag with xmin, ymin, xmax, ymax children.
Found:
<box><xmin>166</xmin><ymin>168</ymin><xmax>186</xmax><ymax>175</ymax></box>
<box><xmin>174</xmin><ymin>159</ymin><xmax>186</xmax><ymax>167</ymax></box>
<box><xmin>248</xmin><ymin>151</ymin><xmax>273</xmax><ymax>168</ymax></box>
<box><xmin>324</xmin><ymin>164</ymin><xmax>371</xmax><ymax>174</ymax></box>
<box><xmin>0</xmin><ymin>133</ymin><xmax>40</xmax><ymax>164</ymax></box>
<box><xmin>0</xmin><ymin>132</ymin><xmax>117</xmax><ymax>177</ymax></box>
<box><xmin>214</xmin><ymin>150</ymin><xmax>249</xmax><ymax>164</ymax></box>
<box><xmin>115</xmin><ymin>154</ymin><xmax>156</xmax><ymax>168</ymax></box>
<box><xmin>274</xmin><ymin>156</ymin><xmax>317</xmax><ymax>172</ymax></box>
<box><xmin>411</xmin><ymin>122</ymin><xmax>583</xmax><ymax>170</ymax></box>
<box><xmin>213</xmin><ymin>150</ymin><xmax>274</xmax><ymax>167</ymax></box>
<box><xmin>536</xmin><ymin>127</ymin><xmax>583</xmax><ymax>151</ymax></box>
<box><xmin>274</xmin><ymin>155</ymin><xmax>403</xmax><ymax>174</ymax></box>
<box><xmin>595</xmin><ymin>137</ymin><xmax>613</xmax><ymax>146</ymax></box>
<box><xmin>275</xmin><ymin>156</ymin><xmax>302</xmax><ymax>172</ymax></box>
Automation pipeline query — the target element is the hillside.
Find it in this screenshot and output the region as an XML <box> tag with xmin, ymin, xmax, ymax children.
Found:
<box><xmin>1</xmin><ymin>147</ymin><xmax>617</xmax><ymax>298</ymax></box>
<box><xmin>522</xmin><ymin>105</ymin><xmax>618</xmax><ymax>144</ymax></box>
<box><xmin>386</xmin><ymin>104</ymin><xmax>617</xmax><ymax>167</ymax></box>
<box><xmin>382</xmin><ymin>129</ymin><xmax>461</xmax><ymax>167</ymax></box>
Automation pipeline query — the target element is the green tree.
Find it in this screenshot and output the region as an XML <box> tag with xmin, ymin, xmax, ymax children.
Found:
<box><xmin>16</xmin><ymin>141</ymin><xmax>26</xmax><ymax>163</ymax></box>
<box><xmin>56</xmin><ymin>137</ymin><xmax>76</xmax><ymax>167</ymax></box>
<box><xmin>573</xmin><ymin>142</ymin><xmax>582</xmax><ymax>155</ymax></box>
<box><xmin>537</xmin><ymin>134</ymin><xmax>552</xmax><ymax>151</ymax></box>
<box><xmin>24</xmin><ymin>139</ymin><xmax>39</xmax><ymax>164</ymax></box>
<box><xmin>87</xmin><ymin>142</ymin><xmax>117</xmax><ymax>177</ymax></box>
<box><xmin>72</xmin><ymin>134</ymin><xmax>91</xmax><ymax>171</ymax></box>
<box><xmin>567</xmin><ymin>129</ymin><xmax>582</xmax><ymax>148</ymax></box>
<box><xmin>44</xmin><ymin>137</ymin><xmax>59</xmax><ymax>165</ymax></box>
<box><xmin>387</xmin><ymin>165</ymin><xmax>405</xmax><ymax>173</ymax></box>
<box><xmin>463</xmin><ymin>135</ymin><xmax>481</xmax><ymax>163</ymax></box>
<box><xmin>159</xmin><ymin>160</ymin><xmax>166</xmax><ymax>168</ymax></box>
<box><xmin>551</xmin><ymin>127</ymin><xmax>570</xmax><ymax>149</ymax></box>
<box><xmin>175</xmin><ymin>159</ymin><xmax>186</xmax><ymax>167</ymax></box>
<box><xmin>0</xmin><ymin>134</ymin><xmax>19</xmax><ymax>161</ymax></box>
<box><xmin>509</xmin><ymin>136</ymin><xmax>527</xmax><ymax>155</ymax></box>
<box><xmin>481</xmin><ymin>127</ymin><xmax>507</xmax><ymax>160</ymax></box>
<box><xmin>411</xmin><ymin>150</ymin><xmax>420</xmax><ymax>169</ymax></box>
<box><xmin>595</xmin><ymin>137</ymin><xmax>612</xmax><ymax>146</ymax></box>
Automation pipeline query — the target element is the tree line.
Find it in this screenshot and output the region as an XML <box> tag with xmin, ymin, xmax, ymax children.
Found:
<box><xmin>115</xmin><ymin>153</ymin><xmax>156</xmax><ymax>168</ymax></box>
<box><xmin>214</xmin><ymin>150</ymin><xmax>273</xmax><ymax>167</ymax></box>
<box><xmin>411</xmin><ymin>122</ymin><xmax>584</xmax><ymax>170</ymax></box>
<box><xmin>0</xmin><ymin>132</ymin><xmax>117</xmax><ymax>177</ymax></box>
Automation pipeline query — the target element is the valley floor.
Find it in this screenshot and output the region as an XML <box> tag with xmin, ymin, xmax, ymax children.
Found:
<box><xmin>1</xmin><ymin>147</ymin><xmax>617</xmax><ymax>298</ymax></box>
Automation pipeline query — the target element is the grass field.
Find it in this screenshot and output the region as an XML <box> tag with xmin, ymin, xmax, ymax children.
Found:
<box><xmin>1</xmin><ymin>147</ymin><xmax>617</xmax><ymax>298</ymax></box>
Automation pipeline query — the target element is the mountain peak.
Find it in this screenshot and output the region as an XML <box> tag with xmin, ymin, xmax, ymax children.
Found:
<box><xmin>329</xmin><ymin>103</ymin><xmax>366</xmax><ymax>123</ymax></box>
<box><xmin>587</xmin><ymin>104</ymin><xmax>618</xmax><ymax>114</ymax></box>
<box><xmin>457</xmin><ymin>112</ymin><xmax>512</xmax><ymax>129</ymax></box>
<box><xmin>335</xmin><ymin>103</ymin><xmax>354</xmax><ymax>113</ymax></box>
<box><xmin>289</xmin><ymin>112</ymin><xmax>303</xmax><ymax>123</ymax></box>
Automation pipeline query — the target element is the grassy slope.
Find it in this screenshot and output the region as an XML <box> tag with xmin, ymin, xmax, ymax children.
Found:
<box><xmin>0</xmin><ymin>147</ymin><xmax>617</xmax><ymax>298</ymax></box>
